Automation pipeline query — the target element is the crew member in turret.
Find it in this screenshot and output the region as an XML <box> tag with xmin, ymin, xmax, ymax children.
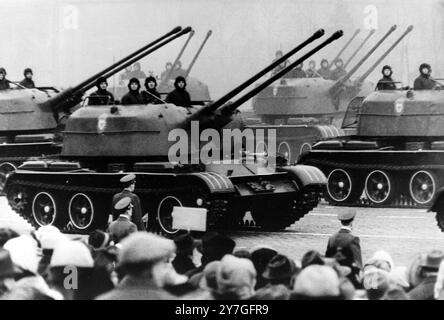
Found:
<box><xmin>330</xmin><ymin>58</ymin><xmax>347</xmax><ymax>81</ymax></box>
<box><xmin>128</xmin><ymin>62</ymin><xmax>146</xmax><ymax>79</ymax></box>
<box><xmin>271</xmin><ymin>50</ymin><xmax>290</xmax><ymax>76</ymax></box>
<box><xmin>121</xmin><ymin>78</ymin><xmax>144</xmax><ymax>105</ymax></box>
<box><xmin>166</xmin><ymin>76</ymin><xmax>191</xmax><ymax>107</ymax></box>
<box><xmin>376</xmin><ymin>65</ymin><xmax>396</xmax><ymax>90</ymax></box>
<box><xmin>141</xmin><ymin>76</ymin><xmax>162</xmax><ymax>104</ymax></box>
<box><xmin>171</xmin><ymin>61</ymin><xmax>187</xmax><ymax>78</ymax></box>
<box><xmin>19</xmin><ymin>68</ymin><xmax>35</xmax><ymax>88</ymax></box>
<box><xmin>317</xmin><ymin>59</ymin><xmax>331</xmax><ymax>79</ymax></box>
<box><xmin>160</xmin><ymin>62</ymin><xmax>173</xmax><ymax>81</ymax></box>
<box><xmin>305</xmin><ymin>60</ymin><xmax>320</xmax><ymax>78</ymax></box>
<box><xmin>0</xmin><ymin>68</ymin><xmax>10</xmax><ymax>90</ymax></box>
<box><xmin>413</xmin><ymin>63</ymin><xmax>437</xmax><ymax>90</ymax></box>
<box><xmin>88</xmin><ymin>77</ymin><xmax>115</xmax><ymax>105</ymax></box>
<box><xmin>285</xmin><ymin>63</ymin><xmax>306</xmax><ymax>79</ymax></box>
<box><xmin>112</xmin><ymin>174</ymin><xmax>145</xmax><ymax>231</ymax></box>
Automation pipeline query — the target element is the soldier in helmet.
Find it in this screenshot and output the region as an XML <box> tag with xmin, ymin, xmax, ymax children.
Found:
<box><xmin>121</xmin><ymin>78</ymin><xmax>144</xmax><ymax>105</ymax></box>
<box><xmin>128</xmin><ymin>62</ymin><xmax>146</xmax><ymax>80</ymax></box>
<box><xmin>19</xmin><ymin>68</ymin><xmax>35</xmax><ymax>89</ymax></box>
<box><xmin>171</xmin><ymin>61</ymin><xmax>187</xmax><ymax>79</ymax></box>
<box><xmin>141</xmin><ymin>76</ymin><xmax>162</xmax><ymax>104</ymax></box>
<box><xmin>317</xmin><ymin>59</ymin><xmax>331</xmax><ymax>80</ymax></box>
<box><xmin>285</xmin><ymin>62</ymin><xmax>306</xmax><ymax>79</ymax></box>
<box><xmin>166</xmin><ymin>76</ymin><xmax>191</xmax><ymax>107</ymax></box>
<box><xmin>0</xmin><ymin>68</ymin><xmax>10</xmax><ymax>90</ymax></box>
<box><xmin>161</xmin><ymin>62</ymin><xmax>173</xmax><ymax>81</ymax></box>
<box><xmin>271</xmin><ymin>50</ymin><xmax>290</xmax><ymax>76</ymax></box>
<box><xmin>305</xmin><ymin>60</ymin><xmax>320</xmax><ymax>78</ymax></box>
<box><xmin>88</xmin><ymin>77</ymin><xmax>115</xmax><ymax>105</ymax></box>
<box><xmin>414</xmin><ymin>63</ymin><xmax>437</xmax><ymax>90</ymax></box>
<box><xmin>376</xmin><ymin>65</ymin><xmax>397</xmax><ymax>90</ymax></box>
<box><xmin>330</xmin><ymin>58</ymin><xmax>347</xmax><ymax>81</ymax></box>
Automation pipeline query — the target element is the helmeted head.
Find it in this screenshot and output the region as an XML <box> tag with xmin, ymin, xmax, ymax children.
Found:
<box><xmin>321</xmin><ymin>59</ymin><xmax>329</xmax><ymax>68</ymax></box>
<box><xmin>335</xmin><ymin>58</ymin><xmax>343</xmax><ymax>68</ymax></box>
<box><xmin>296</xmin><ymin>62</ymin><xmax>303</xmax><ymax>69</ymax></box>
<box><xmin>133</xmin><ymin>62</ymin><xmax>141</xmax><ymax>71</ymax></box>
<box><xmin>128</xmin><ymin>77</ymin><xmax>140</xmax><ymax>92</ymax></box>
<box><xmin>24</xmin><ymin>68</ymin><xmax>33</xmax><ymax>79</ymax></box>
<box><xmin>309</xmin><ymin>60</ymin><xmax>316</xmax><ymax>69</ymax></box>
<box><xmin>144</xmin><ymin>76</ymin><xmax>157</xmax><ymax>90</ymax></box>
<box><xmin>174</xmin><ymin>61</ymin><xmax>182</xmax><ymax>70</ymax></box>
<box><xmin>420</xmin><ymin>63</ymin><xmax>431</xmax><ymax>76</ymax></box>
<box><xmin>382</xmin><ymin>65</ymin><xmax>392</xmax><ymax>77</ymax></box>
<box><xmin>95</xmin><ymin>76</ymin><xmax>108</xmax><ymax>90</ymax></box>
<box><xmin>275</xmin><ymin>50</ymin><xmax>283</xmax><ymax>58</ymax></box>
<box><xmin>0</xmin><ymin>68</ymin><xmax>6</xmax><ymax>80</ymax></box>
<box><xmin>174</xmin><ymin>76</ymin><xmax>187</xmax><ymax>90</ymax></box>
<box><xmin>165</xmin><ymin>62</ymin><xmax>173</xmax><ymax>70</ymax></box>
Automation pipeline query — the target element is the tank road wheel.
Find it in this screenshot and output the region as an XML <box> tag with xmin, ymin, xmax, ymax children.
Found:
<box><xmin>157</xmin><ymin>196</ymin><xmax>183</xmax><ymax>236</ymax></box>
<box><xmin>6</xmin><ymin>184</ymin><xmax>33</xmax><ymax>220</ymax></box>
<box><xmin>365</xmin><ymin>170</ymin><xmax>392</xmax><ymax>205</ymax></box>
<box><xmin>277</xmin><ymin>141</ymin><xmax>292</xmax><ymax>163</ymax></box>
<box><xmin>409</xmin><ymin>171</ymin><xmax>436</xmax><ymax>205</ymax></box>
<box><xmin>326</xmin><ymin>169</ymin><xmax>363</xmax><ymax>205</ymax></box>
<box><xmin>0</xmin><ymin>163</ymin><xmax>16</xmax><ymax>192</ymax></box>
<box><xmin>32</xmin><ymin>192</ymin><xmax>58</xmax><ymax>227</ymax></box>
<box><xmin>68</xmin><ymin>193</ymin><xmax>95</xmax><ymax>232</ymax></box>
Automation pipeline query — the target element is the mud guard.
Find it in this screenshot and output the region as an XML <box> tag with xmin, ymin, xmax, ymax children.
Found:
<box><xmin>280</xmin><ymin>164</ymin><xmax>327</xmax><ymax>188</ymax></box>
<box><xmin>189</xmin><ymin>171</ymin><xmax>236</xmax><ymax>194</ymax></box>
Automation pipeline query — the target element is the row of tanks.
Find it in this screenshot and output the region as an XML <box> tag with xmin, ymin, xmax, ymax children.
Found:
<box><xmin>2</xmin><ymin>27</ymin><xmax>345</xmax><ymax>234</ymax></box>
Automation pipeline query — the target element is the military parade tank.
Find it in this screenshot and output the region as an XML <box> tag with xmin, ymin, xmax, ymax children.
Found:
<box><xmin>246</xmin><ymin>25</ymin><xmax>411</xmax><ymax>164</ymax></box>
<box><xmin>3</xmin><ymin>29</ymin><xmax>343</xmax><ymax>235</ymax></box>
<box><xmin>0</xmin><ymin>26</ymin><xmax>190</xmax><ymax>192</ymax></box>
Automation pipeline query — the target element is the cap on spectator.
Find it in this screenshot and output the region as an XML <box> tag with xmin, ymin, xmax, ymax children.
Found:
<box><xmin>293</xmin><ymin>265</ymin><xmax>341</xmax><ymax>298</ymax></box>
<box><xmin>363</xmin><ymin>267</ymin><xmax>390</xmax><ymax>300</ymax></box>
<box><xmin>118</xmin><ymin>232</ymin><xmax>175</xmax><ymax>265</ymax></box>
<box><xmin>114</xmin><ymin>197</ymin><xmax>132</xmax><ymax>212</ymax></box>
<box><xmin>365</xmin><ymin>250</ymin><xmax>394</xmax><ymax>272</ymax></box>
<box><xmin>4</xmin><ymin>235</ymin><xmax>39</xmax><ymax>274</ymax></box>
<box><xmin>0</xmin><ymin>248</ymin><xmax>21</xmax><ymax>278</ymax></box>
<box><xmin>50</xmin><ymin>240</ymin><xmax>94</xmax><ymax>268</ymax></box>
<box><xmin>216</xmin><ymin>255</ymin><xmax>256</xmax><ymax>296</ymax></box>
<box><xmin>88</xmin><ymin>230</ymin><xmax>111</xmax><ymax>250</ymax></box>
<box><xmin>301</xmin><ymin>250</ymin><xmax>325</xmax><ymax>268</ymax></box>
<box><xmin>120</xmin><ymin>174</ymin><xmax>136</xmax><ymax>184</ymax></box>
<box><xmin>199</xmin><ymin>232</ymin><xmax>235</xmax><ymax>260</ymax></box>
<box><xmin>251</xmin><ymin>247</ymin><xmax>277</xmax><ymax>275</ymax></box>
<box><xmin>173</xmin><ymin>232</ymin><xmax>197</xmax><ymax>254</ymax></box>
<box><xmin>262</xmin><ymin>254</ymin><xmax>297</xmax><ymax>280</ymax></box>
<box><xmin>40</xmin><ymin>231</ymin><xmax>69</xmax><ymax>250</ymax></box>
<box><xmin>420</xmin><ymin>250</ymin><xmax>444</xmax><ymax>270</ymax></box>
<box><xmin>338</xmin><ymin>208</ymin><xmax>356</xmax><ymax>221</ymax></box>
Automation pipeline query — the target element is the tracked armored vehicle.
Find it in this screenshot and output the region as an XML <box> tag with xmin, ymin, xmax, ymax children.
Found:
<box><xmin>246</xmin><ymin>25</ymin><xmax>413</xmax><ymax>163</ymax></box>
<box><xmin>3</xmin><ymin>30</ymin><xmax>343</xmax><ymax>235</ymax></box>
<box><xmin>0</xmin><ymin>26</ymin><xmax>191</xmax><ymax>192</ymax></box>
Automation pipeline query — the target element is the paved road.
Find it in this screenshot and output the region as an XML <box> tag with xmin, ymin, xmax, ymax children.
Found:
<box><xmin>1</xmin><ymin>196</ymin><xmax>443</xmax><ymax>267</ymax></box>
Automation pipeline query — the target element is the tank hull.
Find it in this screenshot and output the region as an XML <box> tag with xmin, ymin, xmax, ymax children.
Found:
<box><xmin>4</xmin><ymin>161</ymin><xmax>325</xmax><ymax>235</ymax></box>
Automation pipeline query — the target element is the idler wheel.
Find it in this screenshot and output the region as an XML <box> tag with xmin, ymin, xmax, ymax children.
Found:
<box><xmin>409</xmin><ymin>171</ymin><xmax>436</xmax><ymax>205</ymax></box>
<box><xmin>365</xmin><ymin>170</ymin><xmax>392</xmax><ymax>204</ymax></box>
<box><xmin>32</xmin><ymin>192</ymin><xmax>57</xmax><ymax>227</ymax></box>
<box><xmin>68</xmin><ymin>193</ymin><xmax>94</xmax><ymax>231</ymax></box>
<box><xmin>0</xmin><ymin>163</ymin><xmax>16</xmax><ymax>192</ymax></box>
<box><xmin>157</xmin><ymin>196</ymin><xmax>183</xmax><ymax>235</ymax></box>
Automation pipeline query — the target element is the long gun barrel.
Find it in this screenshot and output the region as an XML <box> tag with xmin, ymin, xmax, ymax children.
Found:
<box><xmin>204</xmin><ymin>29</ymin><xmax>325</xmax><ymax>113</ymax></box>
<box><xmin>329</xmin><ymin>25</ymin><xmax>397</xmax><ymax>96</ymax></box>
<box><xmin>159</xmin><ymin>30</ymin><xmax>195</xmax><ymax>86</ymax></box>
<box><xmin>219</xmin><ymin>31</ymin><xmax>344</xmax><ymax>114</ymax></box>
<box><xmin>327</xmin><ymin>28</ymin><xmax>360</xmax><ymax>70</ymax></box>
<box><xmin>185</xmin><ymin>30</ymin><xmax>212</xmax><ymax>78</ymax></box>
<box><xmin>357</xmin><ymin>25</ymin><xmax>413</xmax><ymax>83</ymax></box>
<box><xmin>43</xmin><ymin>27</ymin><xmax>193</xmax><ymax>112</ymax></box>
<box><xmin>343</xmin><ymin>29</ymin><xmax>376</xmax><ymax>69</ymax></box>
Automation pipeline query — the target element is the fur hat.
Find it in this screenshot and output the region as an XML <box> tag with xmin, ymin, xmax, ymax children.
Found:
<box><xmin>50</xmin><ymin>240</ymin><xmax>94</xmax><ymax>268</ymax></box>
<box><xmin>293</xmin><ymin>265</ymin><xmax>341</xmax><ymax>298</ymax></box>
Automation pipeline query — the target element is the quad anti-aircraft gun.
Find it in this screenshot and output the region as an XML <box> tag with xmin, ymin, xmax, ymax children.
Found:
<box><xmin>3</xmin><ymin>28</ymin><xmax>343</xmax><ymax>235</ymax></box>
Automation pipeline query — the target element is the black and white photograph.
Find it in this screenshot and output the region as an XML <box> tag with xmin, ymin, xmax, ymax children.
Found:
<box><xmin>1</xmin><ymin>0</ymin><xmax>444</xmax><ymax>306</ymax></box>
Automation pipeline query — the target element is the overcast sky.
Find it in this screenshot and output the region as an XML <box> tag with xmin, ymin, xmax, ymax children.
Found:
<box><xmin>0</xmin><ymin>0</ymin><xmax>443</xmax><ymax>104</ymax></box>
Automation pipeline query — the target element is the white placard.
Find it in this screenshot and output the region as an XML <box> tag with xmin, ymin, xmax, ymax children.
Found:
<box><xmin>172</xmin><ymin>206</ymin><xmax>207</xmax><ymax>232</ymax></box>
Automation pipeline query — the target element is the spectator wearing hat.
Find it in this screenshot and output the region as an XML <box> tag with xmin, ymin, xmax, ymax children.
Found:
<box><xmin>407</xmin><ymin>250</ymin><xmax>444</xmax><ymax>300</ymax></box>
<box><xmin>96</xmin><ymin>232</ymin><xmax>177</xmax><ymax>300</ymax></box>
<box><xmin>214</xmin><ymin>255</ymin><xmax>256</xmax><ymax>300</ymax></box>
<box><xmin>0</xmin><ymin>228</ymin><xmax>19</xmax><ymax>247</ymax></box>
<box><xmin>87</xmin><ymin>230</ymin><xmax>118</xmax><ymax>284</ymax></box>
<box><xmin>108</xmin><ymin>197</ymin><xmax>137</xmax><ymax>244</ymax></box>
<box><xmin>88</xmin><ymin>77</ymin><xmax>114</xmax><ymax>105</ymax></box>
<box><xmin>362</xmin><ymin>266</ymin><xmax>391</xmax><ymax>300</ymax></box>
<box><xmin>291</xmin><ymin>265</ymin><xmax>342</xmax><ymax>300</ymax></box>
<box><xmin>19</xmin><ymin>68</ymin><xmax>36</xmax><ymax>89</ymax></box>
<box><xmin>0</xmin><ymin>248</ymin><xmax>20</xmax><ymax>298</ymax></box>
<box><xmin>325</xmin><ymin>208</ymin><xmax>362</xmax><ymax>288</ymax></box>
<box><xmin>251</xmin><ymin>254</ymin><xmax>298</xmax><ymax>300</ymax></box>
<box><xmin>365</xmin><ymin>250</ymin><xmax>409</xmax><ymax>290</ymax></box>
<box><xmin>172</xmin><ymin>232</ymin><xmax>197</xmax><ymax>275</ymax></box>
<box><xmin>112</xmin><ymin>174</ymin><xmax>144</xmax><ymax>230</ymax></box>
<box><xmin>250</xmin><ymin>246</ymin><xmax>277</xmax><ymax>290</ymax></box>
<box><xmin>187</xmin><ymin>232</ymin><xmax>236</xmax><ymax>283</ymax></box>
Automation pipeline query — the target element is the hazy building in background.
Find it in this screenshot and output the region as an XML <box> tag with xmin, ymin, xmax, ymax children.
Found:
<box><xmin>0</xmin><ymin>0</ymin><xmax>443</xmax><ymax>107</ymax></box>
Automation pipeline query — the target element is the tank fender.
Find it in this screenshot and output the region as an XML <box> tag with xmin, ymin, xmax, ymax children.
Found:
<box><xmin>428</xmin><ymin>187</ymin><xmax>444</xmax><ymax>212</ymax></box>
<box><xmin>189</xmin><ymin>172</ymin><xmax>236</xmax><ymax>194</ymax></box>
<box><xmin>281</xmin><ymin>165</ymin><xmax>327</xmax><ymax>187</ymax></box>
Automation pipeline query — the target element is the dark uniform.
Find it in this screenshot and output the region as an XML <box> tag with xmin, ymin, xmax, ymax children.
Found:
<box><xmin>330</xmin><ymin>59</ymin><xmax>347</xmax><ymax>81</ymax></box>
<box><xmin>285</xmin><ymin>65</ymin><xmax>306</xmax><ymax>79</ymax></box>
<box><xmin>376</xmin><ymin>65</ymin><xmax>396</xmax><ymax>90</ymax></box>
<box><xmin>141</xmin><ymin>76</ymin><xmax>162</xmax><ymax>104</ymax></box>
<box><xmin>325</xmin><ymin>209</ymin><xmax>362</xmax><ymax>288</ymax></box>
<box><xmin>112</xmin><ymin>174</ymin><xmax>144</xmax><ymax>231</ymax></box>
<box><xmin>121</xmin><ymin>78</ymin><xmax>144</xmax><ymax>105</ymax></box>
<box><xmin>128</xmin><ymin>62</ymin><xmax>146</xmax><ymax>79</ymax></box>
<box><xmin>0</xmin><ymin>68</ymin><xmax>10</xmax><ymax>90</ymax></box>
<box><xmin>19</xmin><ymin>68</ymin><xmax>35</xmax><ymax>89</ymax></box>
<box><xmin>166</xmin><ymin>76</ymin><xmax>191</xmax><ymax>107</ymax></box>
<box><xmin>170</xmin><ymin>61</ymin><xmax>187</xmax><ymax>79</ymax></box>
<box><xmin>413</xmin><ymin>63</ymin><xmax>436</xmax><ymax>90</ymax></box>
<box><xmin>88</xmin><ymin>77</ymin><xmax>115</xmax><ymax>105</ymax></box>
<box><xmin>317</xmin><ymin>59</ymin><xmax>331</xmax><ymax>80</ymax></box>
<box><xmin>171</xmin><ymin>233</ymin><xmax>197</xmax><ymax>275</ymax></box>
<box><xmin>108</xmin><ymin>197</ymin><xmax>137</xmax><ymax>243</ymax></box>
